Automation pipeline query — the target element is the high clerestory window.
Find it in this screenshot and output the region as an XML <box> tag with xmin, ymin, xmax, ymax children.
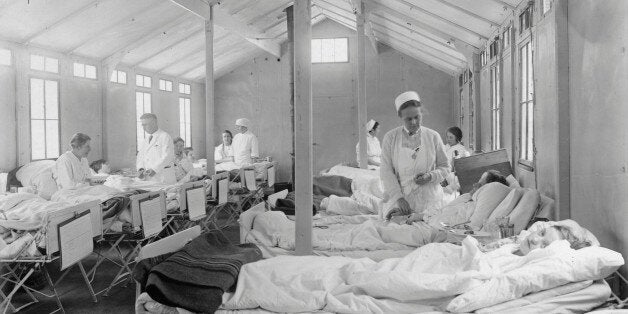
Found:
<box><xmin>311</xmin><ymin>38</ymin><xmax>348</xmax><ymax>63</ymax></box>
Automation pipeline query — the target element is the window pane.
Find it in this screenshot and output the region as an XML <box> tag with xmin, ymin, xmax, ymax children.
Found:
<box><xmin>527</xmin><ymin>103</ymin><xmax>534</xmax><ymax>160</ymax></box>
<box><xmin>167</xmin><ymin>81</ymin><xmax>172</xmax><ymax>91</ymax></box>
<box><xmin>30</xmin><ymin>78</ymin><xmax>45</xmax><ymax>119</ymax></box>
<box><xmin>119</xmin><ymin>71</ymin><xmax>127</xmax><ymax>84</ymax></box>
<box><xmin>144</xmin><ymin>93</ymin><xmax>151</xmax><ymax>111</ymax></box>
<box><xmin>321</xmin><ymin>38</ymin><xmax>334</xmax><ymax>62</ymax></box>
<box><xmin>178</xmin><ymin>83</ymin><xmax>184</xmax><ymax>93</ymax></box>
<box><xmin>136</xmin><ymin>92</ymin><xmax>144</xmax><ymax>120</ymax></box>
<box><xmin>137</xmin><ymin>123</ymin><xmax>144</xmax><ymax>146</ymax></box>
<box><xmin>85</xmin><ymin>65</ymin><xmax>96</xmax><ymax>79</ymax></box>
<box><xmin>44</xmin><ymin>80</ymin><xmax>58</xmax><ymax>119</ymax></box>
<box><xmin>136</xmin><ymin>75</ymin><xmax>143</xmax><ymax>87</ymax></box>
<box><xmin>180</xmin><ymin>123</ymin><xmax>185</xmax><ymax>140</ymax></box>
<box><xmin>45</xmin><ymin>57</ymin><xmax>58</xmax><ymax>73</ymax></box>
<box><xmin>185</xmin><ymin>84</ymin><xmax>190</xmax><ymax>94</ymax></box>
<box><xmin>311</xmin><ymin>39</ymin><xmax>322</xmax><ymax>63</ymax></box>
<box><xmin>185</xmin><ymin>102</ymin><xmax>191</xmax><ymax>124</ymax></box>
<box><xmin>334</xmin><ymin>38</ymin><xmax>348</xmax><ymax>62</ymax></box>
<box><xmin>110</xmin><ymin>71</ymin><xmax>117</xmax><ymax>82</ymax></box>
<box><xmin>31</xmin><ymin>120</ymin><xmax>46</xmax><ymax>160</ymax></box>
<box><xmin>520</xmin><ymin>104</ymin><xmax>527</xmax><ymax>159</ymax></box>
<box><xmin>520</xmin><ymin>46</ymin><xmax>527</xmax><ymax>101</ymax></box>
<box><xmin>0</xmin><ymin>48</ymin><xmax>10</xmax><ymax>65</ymax></box>
<box><xmin>31</xmin><ymin>54</ymin><xmax>45</xmax><ymax>71</ymax></box>
<box><xmin>179</xmin><ymin>102</ymin><xmax>185</xmax><ymax>124</ymax></box>
<box><xmin>73</xmin><ymin>63</ymin><xmax>84</xmax><ymax>77</ymax></box>
<box><xmin>159</xmin><ymin>80</ymin><xmax>165</xmax><ymax>90</ymax></box>
<box><xmin>45</xmin><ymin>120</ymin><xmax>59</xmax><ymax>158</ymax></box>
<box><xmin>186</xmin><ymin>123</ymin><xmax>191</xmax><ymax>144</ymax></box>
<box><xmin>527</xmin><ymin>46</ymin><xmax>534</xmax><ymax>100</ymax></box>
<box><xmin>144</xmin><ymin>76</ymin><xmax>151</xmax><ymax>88</ymax></box>
<box><xmin>496</xmin><ymin>112</ymin><xmax>501</xmax><ymax>149</ymax></box>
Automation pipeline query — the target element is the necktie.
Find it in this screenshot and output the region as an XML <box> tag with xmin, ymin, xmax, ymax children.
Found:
<box><xmin>148</xmin><ymin>135</ymin><xmax>153</xmax><ymax>143</ymax></box>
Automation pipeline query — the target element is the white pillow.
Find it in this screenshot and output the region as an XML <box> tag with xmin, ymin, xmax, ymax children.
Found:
<box><xmin>508</xmin><ymin>189</ymin><xmax>540</xmax><ymax>233</ymax></box>
<box><xmin>447</xmin><ymin>244</ymin><xmax>624</xmax><ymax>312</ymax></box>
<box><xmin>16</xmin><ymin>160</ymin><xmax>55</xmax><ymax>187</ymax></box>
<box><xmin>32</xmin><ymin>169</ymin><xmax>58</xmax><ymax>200</ymax></box>
<box><xmin>481</xmin><ymin>188</ymin><xmax>525</xmax><ymax>232</ymax></box>
<box><xmin>506</xmin><ymin>175</ymin><xmax>520</xmax><ymax>188</ymax></box>
<box><xmin>469</xmin><ymin>183</ymin><xmax>512</xmax><ymax>228</ymax></box>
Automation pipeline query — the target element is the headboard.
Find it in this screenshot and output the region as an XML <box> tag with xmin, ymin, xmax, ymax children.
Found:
<box><xmin>454</xmin><ymin>149</ymin><xmax>513</xmax><ymax>194</ymax></box>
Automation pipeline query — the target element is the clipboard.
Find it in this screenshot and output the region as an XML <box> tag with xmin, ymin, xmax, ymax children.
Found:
<box><xmin>58</xmin><ymin>211</ymin><xmax>93</xmax><ymax>271</ymax></box>
<box><xmin>186</xmin><ymin>186</ymin><xmax>206</xmax><ymax>221</ymax></box>
<box><xmin>218</xmin><ymin>177</ymin><xmax>228</xmax><ymax>205</ymax></box>
<box><xmin>211</xmin><ymin>172</ymin><xmax>229</xmax><ymax>201</ymax></box>
<box><xmin>241</xmin><ymin>167</ymin><xmax>257</xmax><ymax>191</ymax></box>
<box><xmin>139</xmin><ymin>194</ymin><xmax>164</xmax><ymax>238</ymax></box>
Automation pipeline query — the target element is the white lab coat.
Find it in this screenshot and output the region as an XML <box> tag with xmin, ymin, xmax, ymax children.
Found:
<box><xmin>136</xmin><ymin>129</ymin><xmax>176</xmax><ymax>184</ymax></box>
<box><xmin>380</xmin><ymin>126</ymin><xmax>450</xmax><ymax>216</ymax></box>
<box><xmin>232</xmin><ymin>131</ymin><xmax>259</xmax><ymax>166</ymax></box>
<box><xmin>356</xmin><ymin>133</ymin><xmax>382</xmax><ymax>167</ymax></box>
<box><xmin>53</xmin><ymin>151</ymin><xmax>92</xmax><ymax>190</ymax></box>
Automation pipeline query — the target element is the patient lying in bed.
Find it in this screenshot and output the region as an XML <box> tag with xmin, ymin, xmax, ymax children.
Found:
<box><xmin>222</xmin><ymin>220</ymin><xmax>623</xmax><ymax>313</ymax></box>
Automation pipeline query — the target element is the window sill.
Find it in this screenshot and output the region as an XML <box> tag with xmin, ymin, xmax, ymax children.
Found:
<box><xmin>517</xmin><ymin>159</ymin><xmax>534</xmax><ymax>172</ymax></box>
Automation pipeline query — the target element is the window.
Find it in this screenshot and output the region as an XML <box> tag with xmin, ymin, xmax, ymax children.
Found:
<box><xmin>502</xmin><ymin>27</ymin><xmax>511</xmax><ymax>50</ymax></box>
<box><xmin>30</xmin><ymin>54</ymin><xmax>58</xmax><ymax>73</ymax></box>
<box><xmin>542</xmin><ymin>0</ymin><xmax>552</xmax><ymax>15</ymax></box>
<box><xmin>489</xmin><ymin>39</ymin><xmax>500</xmax><ymax>59</ymax></box>
<box><xmin>490</xmin><ymin>64</ymin><xmax>501</xmax><ymax>151</ymax></box>
<box><xmin>159</xmin><ymin>79</ymin><xmax>173</xmax><ymax>92</ymax></box>
<box><xmin>110</xmin><ymin>70</ymin><xmax>127</xmax><ymax>84</ymax></box>
<box><xmin>136</xmin><ymin>74</ymin><xmax>152</xmax><ymax>88</ymax></box>
<box><xmin>30</xmin><ymin>78</ymin><xmax>59</xmax><ymax>160</ymax></box>
<box><xmin>519</xmin><ymin>5</ymin><xmax>533</xmax><ymax>34</ymax></box>
<box><xmin>480</xmin><ymin>50</ymin><xmax>487</xmax><ymax>66</ymax></box>
<box><xmin>0</xmin><ymin>48</ymin><xmax>11</xmax><ymax>66</ymax></box>
<box><xmin>136</xmin><ymin>92</ymin><xmax>152</xmax><ymax>147</ymax></box>
<box><xmin>178</xmin><ymin>83</ymin><xmax>190</xmax><ymax>95</ymax></box>
<box><xmin>459</xmin><ymin>89</ymin><xmax>464</xmax><ymax>127</ymax></box>
<box><xmin>519</xmin><ymin>41</ymin><xmax>534</xmax><ymax>161</ymax></box>
<box><xmin>179</xmin><ymin>98</ymin><xmax>191</xmax><ymax>145</ymax></box>
<box><xmin>73</xmin><ymin>62</ymin><xmax>97</xmax><ymax>79</ymax></box>
<box><xmin>311</xmin><ymin>38</ymin><xmax>349</xmax><ymax>63</ymax></box>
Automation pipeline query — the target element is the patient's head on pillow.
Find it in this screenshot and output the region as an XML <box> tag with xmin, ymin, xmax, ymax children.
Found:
<box><xmin>520</xmin><ymin>219</ymin><xmax>594</xmax><ymax>255</ymax></box>
<box><xmin>471</xmin><ymin>170</ymin><xmax>508</xmax><ymax>195</ymax></box>
<box><xmin>90</xmin><ymin>159</ymin><xmax>110</xmax><ymax>174</ymax></box>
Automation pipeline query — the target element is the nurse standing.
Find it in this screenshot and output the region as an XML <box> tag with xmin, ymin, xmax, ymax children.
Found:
<box><xmin>380</xmin><ymin>91</ymin><xmax>450</xmax><ymax>219</ymax></box>
<box><xmin>355</xmin><ymin>119</ymin><xmax>382</xmax><ymax>168</ymax></box>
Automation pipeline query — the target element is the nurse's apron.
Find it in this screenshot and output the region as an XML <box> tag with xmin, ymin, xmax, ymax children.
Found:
<box><xmin>384</xmin><ymin>132</ymin><xmax>445</xmax><ymax>216</ymax></box>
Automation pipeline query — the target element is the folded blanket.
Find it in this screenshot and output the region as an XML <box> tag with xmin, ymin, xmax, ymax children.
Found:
<box><xmin>136</xmin><ymin>232</ymin><xmax>263</xmax><ymax>313</ymax></box>
<box><xmin>313</xmin><ymin>175</ymin><xmax>352</xmax><ymax>197</ymax></box>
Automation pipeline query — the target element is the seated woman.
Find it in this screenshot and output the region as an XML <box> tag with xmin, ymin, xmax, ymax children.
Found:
<box><xmin>173</xmin><ymin>137</ymin><xmax>194</xmax><ymax>182</ymax></box>
<box><xmin>355</xmin><ymin>119</ymin><xmax>382</xmax><ymax>169</ymax></box>
<box><xmin>53</xmin><ymin>133</ymin><xmax>93</xmax><ymax>190</ymax></box>
<box><xmin>89</xmin><ymin>159</ymin><xmax>110</xmax><ymax>175</ymax></box>
<box><xmin>215</xmin><ymin>130</ymin><xmax>234</xmax><ymax>164</ymax></box>
<box><xmin>441</xmin><ymin>126</ymin><xmax>471</xmax><ymax>202</ymax></box>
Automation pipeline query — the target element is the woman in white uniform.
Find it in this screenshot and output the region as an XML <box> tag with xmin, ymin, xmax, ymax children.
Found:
<box><xmin>442</xmin><ymin>126</ymin><xmax>471</xmax><ymax>201</ymax></box>
<box><xmin>231</xmin><ymin>118</ymin><xmax>259</xmax><ymax>166</ymax></box>
<box><xmin>356</xmin><ymin>119</ymin><xmax>382</xmax><ymax>168</ymax></box>
<box><xmin>215</xmin><ymin>130</ymin><xmax>234</xmax><ymax>164</ymax></box>
<box><xmin>380</xmin><ymin>91</ymin><xmax>450</xmax><ymax>219</ymax></box>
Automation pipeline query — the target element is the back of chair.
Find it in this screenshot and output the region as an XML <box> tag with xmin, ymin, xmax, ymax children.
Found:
<box><xmin>454</xmin><ymin>149</ymin><xmax>513</xmax><ymax>194</ymax></box>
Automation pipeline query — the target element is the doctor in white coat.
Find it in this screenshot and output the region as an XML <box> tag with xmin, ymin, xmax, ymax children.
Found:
<box><xmin>136</xmin><ymin>113</ymin><xmax>176</xmax><ymax>184</ymax></box>
<box><xmin>231</xmin><ymin>118</ymin><xmax>259</xmax><ymax>166</ymax></box>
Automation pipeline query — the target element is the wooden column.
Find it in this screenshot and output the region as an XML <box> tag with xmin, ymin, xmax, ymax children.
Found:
<box><xmin>555</xmin><ymin>0</ymin><xmax>570</xmax><ymax>219</ymax></box>
<box><xmin>286</xmin><ymin>6</ymin><xmax>296</xmax><ymax>184</ymax></box>
<box><xmin>293</xmin><ymin>0</ymin><xmax>313</xmax><ymax>255</ymax></box>
<box><xmin>205</xmin><ymin>5</ymin><xmax>215</xmax><ymax>175</ymax></box>
<box><xmin>472</xmin><ymin>52</ymin><xmax>482</xmax><ymax>153</ymax></box>
<box><xmin>356</xmin><ymin>0</ymin><xmax>368</xmax><ymax>169</ymax></box>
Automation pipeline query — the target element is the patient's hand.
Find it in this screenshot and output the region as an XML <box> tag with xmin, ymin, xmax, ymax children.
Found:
<box><xmin>144</xmin><ymin>169</ymin><xmax>156</xmax><ymax>177</ymax></box>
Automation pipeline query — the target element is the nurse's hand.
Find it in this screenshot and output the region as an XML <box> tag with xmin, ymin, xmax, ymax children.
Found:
<box><xmin>414</xmin><ymin>173</ymin><xmax>432</xmax><ymax>185</ymax></box>
<box><xmin>144</xmin><ymin>169</ymin><xmax>156</xmax><ymax>177</ymax></box>
<box><xmin>396</xmin><ymin>198</ymin><xmax>413</xmax><ymax>216</ymax></box>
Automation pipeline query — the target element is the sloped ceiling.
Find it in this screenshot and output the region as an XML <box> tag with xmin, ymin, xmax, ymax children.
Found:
<box><xmin>0</xmin><ymin>0</ymin><xmax>523</xmax><ymax>81</ymax></box>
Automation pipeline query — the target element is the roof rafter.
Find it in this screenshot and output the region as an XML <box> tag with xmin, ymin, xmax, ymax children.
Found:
<box><xmin>434</xmin><ymin>0</ymin><xmax>500</xmax><ymax>27</ymax></box>
<box><xmin>170</xmin><ymin>0</ymin><xmax>281</xmax><ymax>57</ymax></box>
<box><xmin>132</xmin><ymin>26</ymin><xmax>204</xmax><ymax>68</ymax></box>
<box><xmin>246</xmin><ymin>0</ymin><xmax>292</xmax><ymax>27</ymax></box>
<box><xmin>155</xmin><ymin>32</ymin><xmax>230</xmax><ymax>74</ymax></box>
<box><xmin>484</xmin><ymin>0</ymin><xmax>517</xmax><ymax>11</ymax></box>
<box><xmin>376</xmin><ymin>33</ymin><xmax>460</xmax><ymax>75</ymax></box>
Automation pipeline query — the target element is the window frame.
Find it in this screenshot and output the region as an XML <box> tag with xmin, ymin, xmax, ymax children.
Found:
<box><xmin>490</xmin><ymin>63</ymin><xmax>502</xmax><ymax>151</ymax></box>
<box><xmin>73</xmin><ymin>62</ymin><xmax>97</xmax><ymax>79</ymax></box>
<box><xmin>110</xmin><ymin>70</ymin><xmax>127</xmax><ymax>84</ymax></box>
<box><xmin>136</xmin><ymin>74</ymin><xmax>152</xmax><ymax>89</ymax></box>
<box><xmin>311</xmin><ymin>37</ymin><xmax>350</xmax><ymax>64</ymax></box>
<box><xmin>159</xmin><ymin>79</ymin><xmax>173</xmax><ymax>92</ymax></box>
<box><xmin>178</xmin><ymin>97</ymin><xmax>192</xmax><ymax>145</ymax></box>
<box><xmin>518</xmin><ymin>38</ymin><xmax>535</xmax><ymax>166</ymax></box>
<box><xmin>30</xmin><ymin>54</ymin><xmax>59</xmax><ymax>74</ymax></box>
<box><xmin>29</xmin><ymin>77</ymin><xmax>61</xmax><ymax>161</ymax></box>
<box><xmin>178</xmin><ymin>82</ymin><xmax>191</xmax><ymax>95</ymax></box>
<box><xmin>135</xmin><ymin>91</ymin><xmax>152</xmax><ymax>149</ymax></box>
<box><xmin>0</xmin><ymin>48</ymin><xmax>12</xmax><ymax>66</ymax></box>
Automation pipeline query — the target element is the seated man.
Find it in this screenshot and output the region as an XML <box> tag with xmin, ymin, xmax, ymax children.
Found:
<box><xmin>173</xmin><ymin>137</ymin><xmax>193</xmax><ymax>182</ymax></box>
<box><xmin>53</xmin><ymin>133</ymin><xmax>93</xmax><ymax>190</ymax></box>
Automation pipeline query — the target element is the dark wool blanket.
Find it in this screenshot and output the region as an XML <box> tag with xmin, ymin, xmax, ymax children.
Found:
<box><xmin>134</xmin><ymin>232</ymin><xmax>262</xmax><ymax>313</ymax></box>
<box><xmin>312</xmin><ymin>175</ymin><xmax>353</xmax><ymax>197</ymax></box>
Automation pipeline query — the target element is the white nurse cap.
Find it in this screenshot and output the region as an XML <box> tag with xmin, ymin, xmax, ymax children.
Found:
<box><xmin>394</xmin><ymin>91</ymin><xmax>421</xmax><ymax>112</ymax></box>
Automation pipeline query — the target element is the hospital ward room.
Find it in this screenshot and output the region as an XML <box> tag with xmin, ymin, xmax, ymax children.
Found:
<box><xmin>0</xmin><ymin>0</ymin><xmax>627</xmax><ymax>313</ymax></box>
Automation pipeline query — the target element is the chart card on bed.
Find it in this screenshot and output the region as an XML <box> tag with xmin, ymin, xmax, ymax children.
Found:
<box><xmin>140</xmin><ymin>197</ymin><xmax>163</xmax><ymax>238</ymax></box>
<box><xmin>58</xmin><ymin>212</ymin><xmax>93</xmax><ymax>271</ymax></box>
<box><xmin>267</xmin><ymin>166</ymin><xmax>275</xmax><ymax>187</ymax></box>
<box><xmin>186</xmin><ymin>188</ymin><xmax>205</xmax><ymax>221</ymax></box>
<box><xmin>244</xmin><ymin>170</ymin><xmax>256</xmax><ymax>191</ymax></box>
<box><xmin>218</xmin><ymin>178</ymin><xmax>228</xmax><ymax>205</ymax></box>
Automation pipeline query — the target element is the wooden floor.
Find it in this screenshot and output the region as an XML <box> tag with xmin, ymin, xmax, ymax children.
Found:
<box><xmin>10</xmin><ymin>223</ymin><xmax>241</xmax><ymax>314</ymax></box>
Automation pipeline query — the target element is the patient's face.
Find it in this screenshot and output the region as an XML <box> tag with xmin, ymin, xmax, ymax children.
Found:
<box><xmin>223</xmin><ymin>132</ymin><xmax>232</xmax><ymax>145</ymax></box>
<box><xmin>174</xmin><ymin>141</ymin><xmax>185</xmax><ymax>154</ymax></box>
<box><xmin>520</xmin><ymin>227</ymin><xmax>564</xmax><ymax>255</ymax></box>
<box><xmin>446</xmin><ymin>132</ymin><xmax>458</xmax><ymax>146</ymax></box>
<box><xmin>99</xmin><ymin>163</ymin><xmax>110</xmax><ymax>174</ymax></box>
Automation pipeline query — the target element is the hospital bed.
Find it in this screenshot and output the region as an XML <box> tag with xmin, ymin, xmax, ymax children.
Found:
<box><xmin>133</xmin><ymin>223</ymin><xmax>621</xmax><ymax>314</ymax></box>
<box><xmin>0</xmin><ymin>199</ymin><xmax>101</xmax><ymax>313</ymax></box>
<box><xmin>454</xmin><ymin>149</ymin><xmax>513</xmax><ymax>194</ymax></box>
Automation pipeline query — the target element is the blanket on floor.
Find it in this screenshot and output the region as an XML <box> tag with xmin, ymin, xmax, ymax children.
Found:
<box><xmin>134</xmin><ymin>232</ymin><xmax>263</xmax><ymax>313</ymax></box>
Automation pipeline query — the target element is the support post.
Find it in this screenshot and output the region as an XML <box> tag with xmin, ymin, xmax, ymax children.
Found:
<box><xmin>356</xmin><ymin>0</ymin><xmax>368</xmax><ymax>169</ymax></box>
<box><xmin>205</xmin><ymin>5</ymin><xmax>215</xmax><ymax>175</ymax></box>
<box><xmin>293</xmin><ymin>0</ymin><xmax>313</xmax><ymax>255</ymax></box>
<box><xmin>286</xmin><ymin>6</ymin><xmax>296</xmax><ymax>185</ymax></box>
<box><xmin>472</xmin><ymin>52</ymin><xmax>482</xmax><ymax>152</ymax></box>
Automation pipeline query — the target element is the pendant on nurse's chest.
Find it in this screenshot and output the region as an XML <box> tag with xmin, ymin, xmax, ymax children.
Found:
<box><xmin>411</xmin><ymin>146</ymin><xmax>421</xmax><ymax>159</ymax></box>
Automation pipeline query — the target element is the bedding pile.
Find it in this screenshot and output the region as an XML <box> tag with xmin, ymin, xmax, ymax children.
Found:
<box><xmin>134</xmin><ymin>232</ymin><xmax>262</xmax><ymax>313</ymax></box>
<box><xmin>221</xmin><ymin>237</ymin><xmax>624</xmax><ymax>313</ymax></box>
